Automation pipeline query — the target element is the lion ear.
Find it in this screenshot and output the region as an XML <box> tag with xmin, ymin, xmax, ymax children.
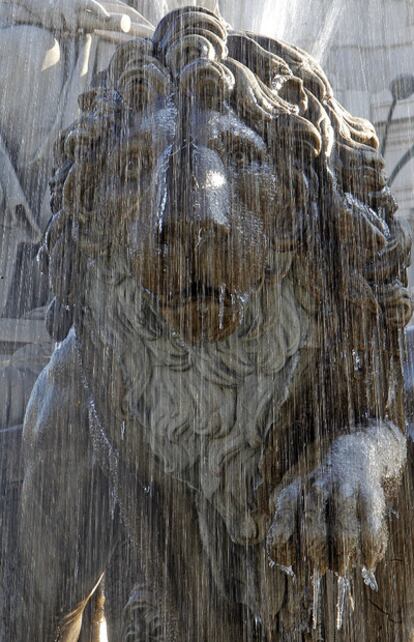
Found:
<box><xmin>46</xmin><ymin>298</ymin><xmax>74</xmax><ymax>342</ymax></box>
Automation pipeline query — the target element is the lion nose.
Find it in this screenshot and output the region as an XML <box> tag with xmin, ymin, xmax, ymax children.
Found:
<box><xmin>161</xmin><ymin>143</ymin><xmax>231</xmax><ymax>240</ymax></box>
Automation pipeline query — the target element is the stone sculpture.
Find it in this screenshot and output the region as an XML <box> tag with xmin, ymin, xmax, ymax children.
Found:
<box><xmin>15</xmin><ymin>6</ymin><xmax>413</xmax><ymax>641</ymax></box>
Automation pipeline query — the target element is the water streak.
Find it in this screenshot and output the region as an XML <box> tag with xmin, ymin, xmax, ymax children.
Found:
<box><xmin>312</xmin><ymin>568</ymin><xmax>321</xmax><ymax>630</ymax></box>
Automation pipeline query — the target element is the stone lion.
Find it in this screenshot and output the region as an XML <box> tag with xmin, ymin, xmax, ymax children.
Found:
<box><xmin>17</xmin><ymin>6</ymin><xmax>413</xmax><ymax>641</ymax></box>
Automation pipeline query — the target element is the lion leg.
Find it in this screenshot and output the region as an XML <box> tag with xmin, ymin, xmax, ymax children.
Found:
<box><xmin>114</xmin><ymin>472</ymin><xmax>246</xmax><ymax>642</ymax></box>
<box><xmin>16</xmin><ymin>333</ymin><xmax>118</xmax><ymax>641</ymax></box>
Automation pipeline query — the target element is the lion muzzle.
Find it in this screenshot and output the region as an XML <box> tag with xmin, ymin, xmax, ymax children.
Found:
<box><xmin>128</xmin><ymin>140</ymin><xmax>267</xmax><ymax>341</ymax></box>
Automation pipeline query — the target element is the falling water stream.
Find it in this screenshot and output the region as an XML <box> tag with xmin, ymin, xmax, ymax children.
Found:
<box><xmin>146</xmin><ymin>0</ymin><xmax>344</xmax><ymax>59</ymax></box>
<box><xmin>1</xmin><ymin>1</ymin><xmax>414</xmax><ymax>641</ymax></box>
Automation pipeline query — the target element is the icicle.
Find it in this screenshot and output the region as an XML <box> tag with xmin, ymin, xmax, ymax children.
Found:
<box><xmin>361</xmin><ymin>567</ymin><xmax>378</xmax><ymax>592</ymax></box>
<box><xmin>277</xmin><ymin>564</ymin><xmax>295</xmax><ymax>578</ymax></box>
<box><xmin>336</xmin><ymin>575</ymin><xmax>351</xmax><ymax>631</ymax></box>
<box><xmin>312</xmin><ymin>568</ymin><xmax>321</xmax><ymax>630</ymax></box>
<box><xmin>110</xmin><ymin>487</ymin><xmax>117</xmax><ymax>520</ymax></box>
<box><xmin>219</xmin><ymin>285</ymin><xmax>225</xmax><ymax>330</ymax></box>
<box><xmin>237</xmin><ymin>293</ymin><xmax>248</xmax><ymax>325</ymax></box>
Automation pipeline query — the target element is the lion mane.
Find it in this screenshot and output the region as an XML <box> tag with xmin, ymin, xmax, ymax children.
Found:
<box><xmin>39</xmin><ymin>6</ymin><xmax>412</xmax><ymax>549</ymax></box>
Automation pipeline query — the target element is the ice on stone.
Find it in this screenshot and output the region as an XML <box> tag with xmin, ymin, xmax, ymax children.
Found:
<box><xmin>362</xmin><ymin>566</ymin><xmax>379</xmax><ymax>592</ymax></box>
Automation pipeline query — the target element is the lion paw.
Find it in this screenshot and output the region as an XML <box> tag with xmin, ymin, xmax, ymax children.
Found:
<box><xmin>267</xmin><ymin>421</ymin><xmax>406</xmax><ymax>579</ymax></box>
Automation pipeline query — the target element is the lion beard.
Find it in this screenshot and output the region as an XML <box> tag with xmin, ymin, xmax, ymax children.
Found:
<box><xmin>82</xmin><ymin>249</ymin><xmax>311</xmax><ymax>541</ymax></box>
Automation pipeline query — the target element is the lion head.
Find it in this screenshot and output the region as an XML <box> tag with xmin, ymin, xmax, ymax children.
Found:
<box><xmin>40</xmin><ymin>6</ymin><xmax>412</xmax><ymax>541</ymax></box>
<box><xmin>43</xmin><ymin>7</ymin><xmax>411</xmax><ymax>348</ymax></box>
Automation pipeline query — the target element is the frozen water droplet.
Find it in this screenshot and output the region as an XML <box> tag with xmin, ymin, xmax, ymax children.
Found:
<box><xmin>238</xmin><ymin>304</ymin><xmax>243</xmax><ymax>325</ymax></box>
<box><xmin>336</xmin><ymin>575</ymin><xmax>351</xmax><ymax>630</ymax></box>
<box><xmin>352</xmin><ymin>348</ymin><xmax>363</xmax><ymax>373</ymax></box>
<box><xmin>312</xmin><ymin>568</ymin><xmax>321</xmax><ymax>630</ymax></box>
<box><xmin>361</xmin><ymin>566</ymin><xmax>378</xmax><ymax>592</ymax></box>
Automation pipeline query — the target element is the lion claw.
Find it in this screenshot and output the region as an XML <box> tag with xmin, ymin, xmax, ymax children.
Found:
<box><xmin>277</xmin><ymin>564</ymin><xmax>295</xmax><ymax>578</ymax></box>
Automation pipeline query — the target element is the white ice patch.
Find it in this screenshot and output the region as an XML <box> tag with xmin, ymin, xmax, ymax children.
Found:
<box><xmin>328</xmin><ymin>420</ymin><xmax>407</xmax><ymax>501</ymax></box>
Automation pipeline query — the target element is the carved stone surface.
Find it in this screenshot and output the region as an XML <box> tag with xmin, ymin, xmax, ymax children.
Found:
<box><xmin>6</xmin><ymin>5</ymin><xmax>414</xmax><ymax>641</ymax></box>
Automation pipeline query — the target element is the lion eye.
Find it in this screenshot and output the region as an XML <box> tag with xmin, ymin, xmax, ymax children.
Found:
<box><xmin>232</xmin><ymin>146</ymin><xmax>264</xmax><ymax>170</ymax></box>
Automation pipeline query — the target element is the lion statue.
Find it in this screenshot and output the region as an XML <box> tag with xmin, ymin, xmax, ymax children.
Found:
<box><xmin>15</xmin><ymin>6</ymin><xmax>413</xmax><ymax>641</ymax></box>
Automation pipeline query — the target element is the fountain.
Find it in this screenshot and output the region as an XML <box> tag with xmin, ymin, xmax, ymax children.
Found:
<box><xmin>1</xmin><ymin>2</ymin><xmax>414</xmax><ymax>641</ymax></box>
